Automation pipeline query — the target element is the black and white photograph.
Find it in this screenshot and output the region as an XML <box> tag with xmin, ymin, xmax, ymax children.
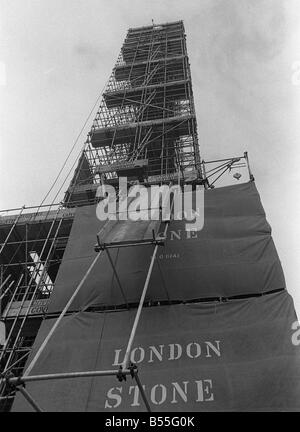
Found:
<box><xmin>0</xmin><ymin>0</ymin><xmax>300</xmax><ymax>416</ymax></box>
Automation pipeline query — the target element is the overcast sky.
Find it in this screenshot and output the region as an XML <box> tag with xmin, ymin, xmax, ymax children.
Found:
<box><xmin>0</xmin><ymin>0</ymin><xmax>300</xmax><ymax>315</ymax></box>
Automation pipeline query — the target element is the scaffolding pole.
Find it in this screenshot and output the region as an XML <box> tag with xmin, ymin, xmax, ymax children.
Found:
<box><xmin>17</xmin><ymin>386</ymin><xmax>44</xmax><ymax>413</ymax></box>
<box><xmin>133</xmin><ymin>369</ymin><xmax>152</xmax><ymax>413</ymax></box>
<box><xmin>23</xmin><ymin>251</ymin><xmax>103</xmax><ymax>378</ymax></box>
<box><xmin>0</xmin><ymin>206</ymin><xmax>25</xmax><ymax>256</ymax></box>
<box><xmin>0</xmin><ymin>275</ymin><xmax>11</xmax><ymax>293</ymax></box>
<box><xmin>121</xmin><ymin>243</ymin><xmax>159</xmax><ymax>371</ymax></box>
<box><xmin>122</xmin><ymin>221</ymin><xmax>170</xmax><ymax>371</ymax></box>
<box><xmin>7</xmin><ymin>368</ymin><xmax>132</xmax><ymax>385</ymax></box>
<box><xmin>105</xmin><ymin>249</ymin><xmax>129</xmax><ymax>308</ymax></box>
<box><xmin>4</xmin><ymin>366</ymin><xmax>150</xmax><ymax>412</ymax></box>
<box><xmin>0</xmin><ymin>279</ymin><xmax>15</xmax><ymax>302</ymax></box>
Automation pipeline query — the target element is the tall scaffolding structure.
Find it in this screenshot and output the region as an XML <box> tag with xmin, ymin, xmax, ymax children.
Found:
<box><xmin>0</xmin><ymin>21</ymin><xmax>255</xmax><ymax>412</ymax></box>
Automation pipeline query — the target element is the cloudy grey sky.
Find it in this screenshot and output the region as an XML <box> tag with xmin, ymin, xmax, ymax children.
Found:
<box><xmin>1</xmin><ymin>0</ymin><xmax>300</xmax><ymax>314</ymax></box>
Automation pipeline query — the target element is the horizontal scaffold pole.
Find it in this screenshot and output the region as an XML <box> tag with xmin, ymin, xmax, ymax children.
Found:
<box><xmin>6</xmin><ymin>369</ymin><xmax>132</xmax><ymax>385</ymax></box>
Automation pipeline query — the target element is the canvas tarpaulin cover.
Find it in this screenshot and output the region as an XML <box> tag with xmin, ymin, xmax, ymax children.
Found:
<box><xmin>47</xmin><ymin>181</ymin><xmax>285</xmax><ymax>312</ymax></box>
<box><xmin>12</xmin><ymin>290</ymin><xmax>300</xmax><ymax>411</ymax></box>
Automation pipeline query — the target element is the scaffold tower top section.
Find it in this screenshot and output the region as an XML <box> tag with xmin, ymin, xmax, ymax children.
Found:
<box><xmin>65</xmin><ymin>20</ymin><xmax>201</xmax><ymax>207</ymax></box>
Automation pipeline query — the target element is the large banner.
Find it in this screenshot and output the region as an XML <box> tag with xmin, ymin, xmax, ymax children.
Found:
<box><xmin>48</xmin><ymin>182</ymin><xmax>285</xmax><ymax>312</ymax></box>
<box><xmin>13</xmin><ymin>291</ymin><xmax>300</xmax><ymax>411</ymax></box>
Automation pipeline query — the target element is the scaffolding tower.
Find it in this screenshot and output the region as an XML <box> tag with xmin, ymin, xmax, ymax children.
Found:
<box><xmin>64</xmin><ymin>20</ymin><xmax>202</xmax><ymax>207</ymax></box>
<box><xmin>0</xmin><ymin>21</ymin><xmax>253</xmax><ymax>411</ymax></box>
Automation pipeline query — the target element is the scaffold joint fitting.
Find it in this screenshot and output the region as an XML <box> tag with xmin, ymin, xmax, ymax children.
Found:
<box><xmin>116</xmin><ymin>366</ymin><xmax>126</xmax><ymax>382</ymax></box>
<box><xmin>129</xmin><ymin>362</ymin><xmax>138</xmax><ymax>379</ymax></box>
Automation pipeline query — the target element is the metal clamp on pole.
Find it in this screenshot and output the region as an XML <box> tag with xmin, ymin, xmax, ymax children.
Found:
<box><xmin>152</xmin><ymin>229</ymin><xmax>165</xmax><ymax>246</ymax></box>
<box><xmin>4</xmin><ymin>372</ymin><xmax>44</xmax><ymax>412</ymax></box>
<box><xmin>94</xmin><ymin>234</ymin><xmax>106</xmax><ymax>252</ymax></box>
<box><xmin>128</xmin><ymin>362</ymin><xmax>138</xmax><ymax>379</ymax></box>
<box><xmin>116</xmin><ymin>366</ymin><xmax>127</xmax><ymax>382</ymax></box>
<box><xmin>4</xmin><ymin>371</ymin><xmax>22</xmax><ymax>390</ymax></box>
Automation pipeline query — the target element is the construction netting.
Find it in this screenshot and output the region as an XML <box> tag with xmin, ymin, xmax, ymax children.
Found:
<box><xmin>11</xmin><ymin>181</ymin><xmax>298</xmax><ymax>412</ymax></box>
<box><xmin>13</xmin><ymin>290</ymin><xmax>300</xmax><ymax>411</ymax></box>
<box><xmin>47</xmin><ymin>181</ymin><xmax>285</xmax><ymax>312</ymax></box>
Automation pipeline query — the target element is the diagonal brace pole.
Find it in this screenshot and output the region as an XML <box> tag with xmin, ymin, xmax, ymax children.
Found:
<box><xmin>23</xmin><ymin>251</ymin><xmax>103</xmax><ymax>377</ymax></box>
<box><xmin>133</xmin><ymin>369</ymin><xmax>151</xmax><ymax>413</ymax></box>
<box><xmin>121</xmin><ymin>243</ymin><xmax>159</xmax><ymax>372</ymax></box>
<box><xmin>121</xmin><ymin>220</ymin><xmax>169</xmax><ymax>372</ymax></box>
